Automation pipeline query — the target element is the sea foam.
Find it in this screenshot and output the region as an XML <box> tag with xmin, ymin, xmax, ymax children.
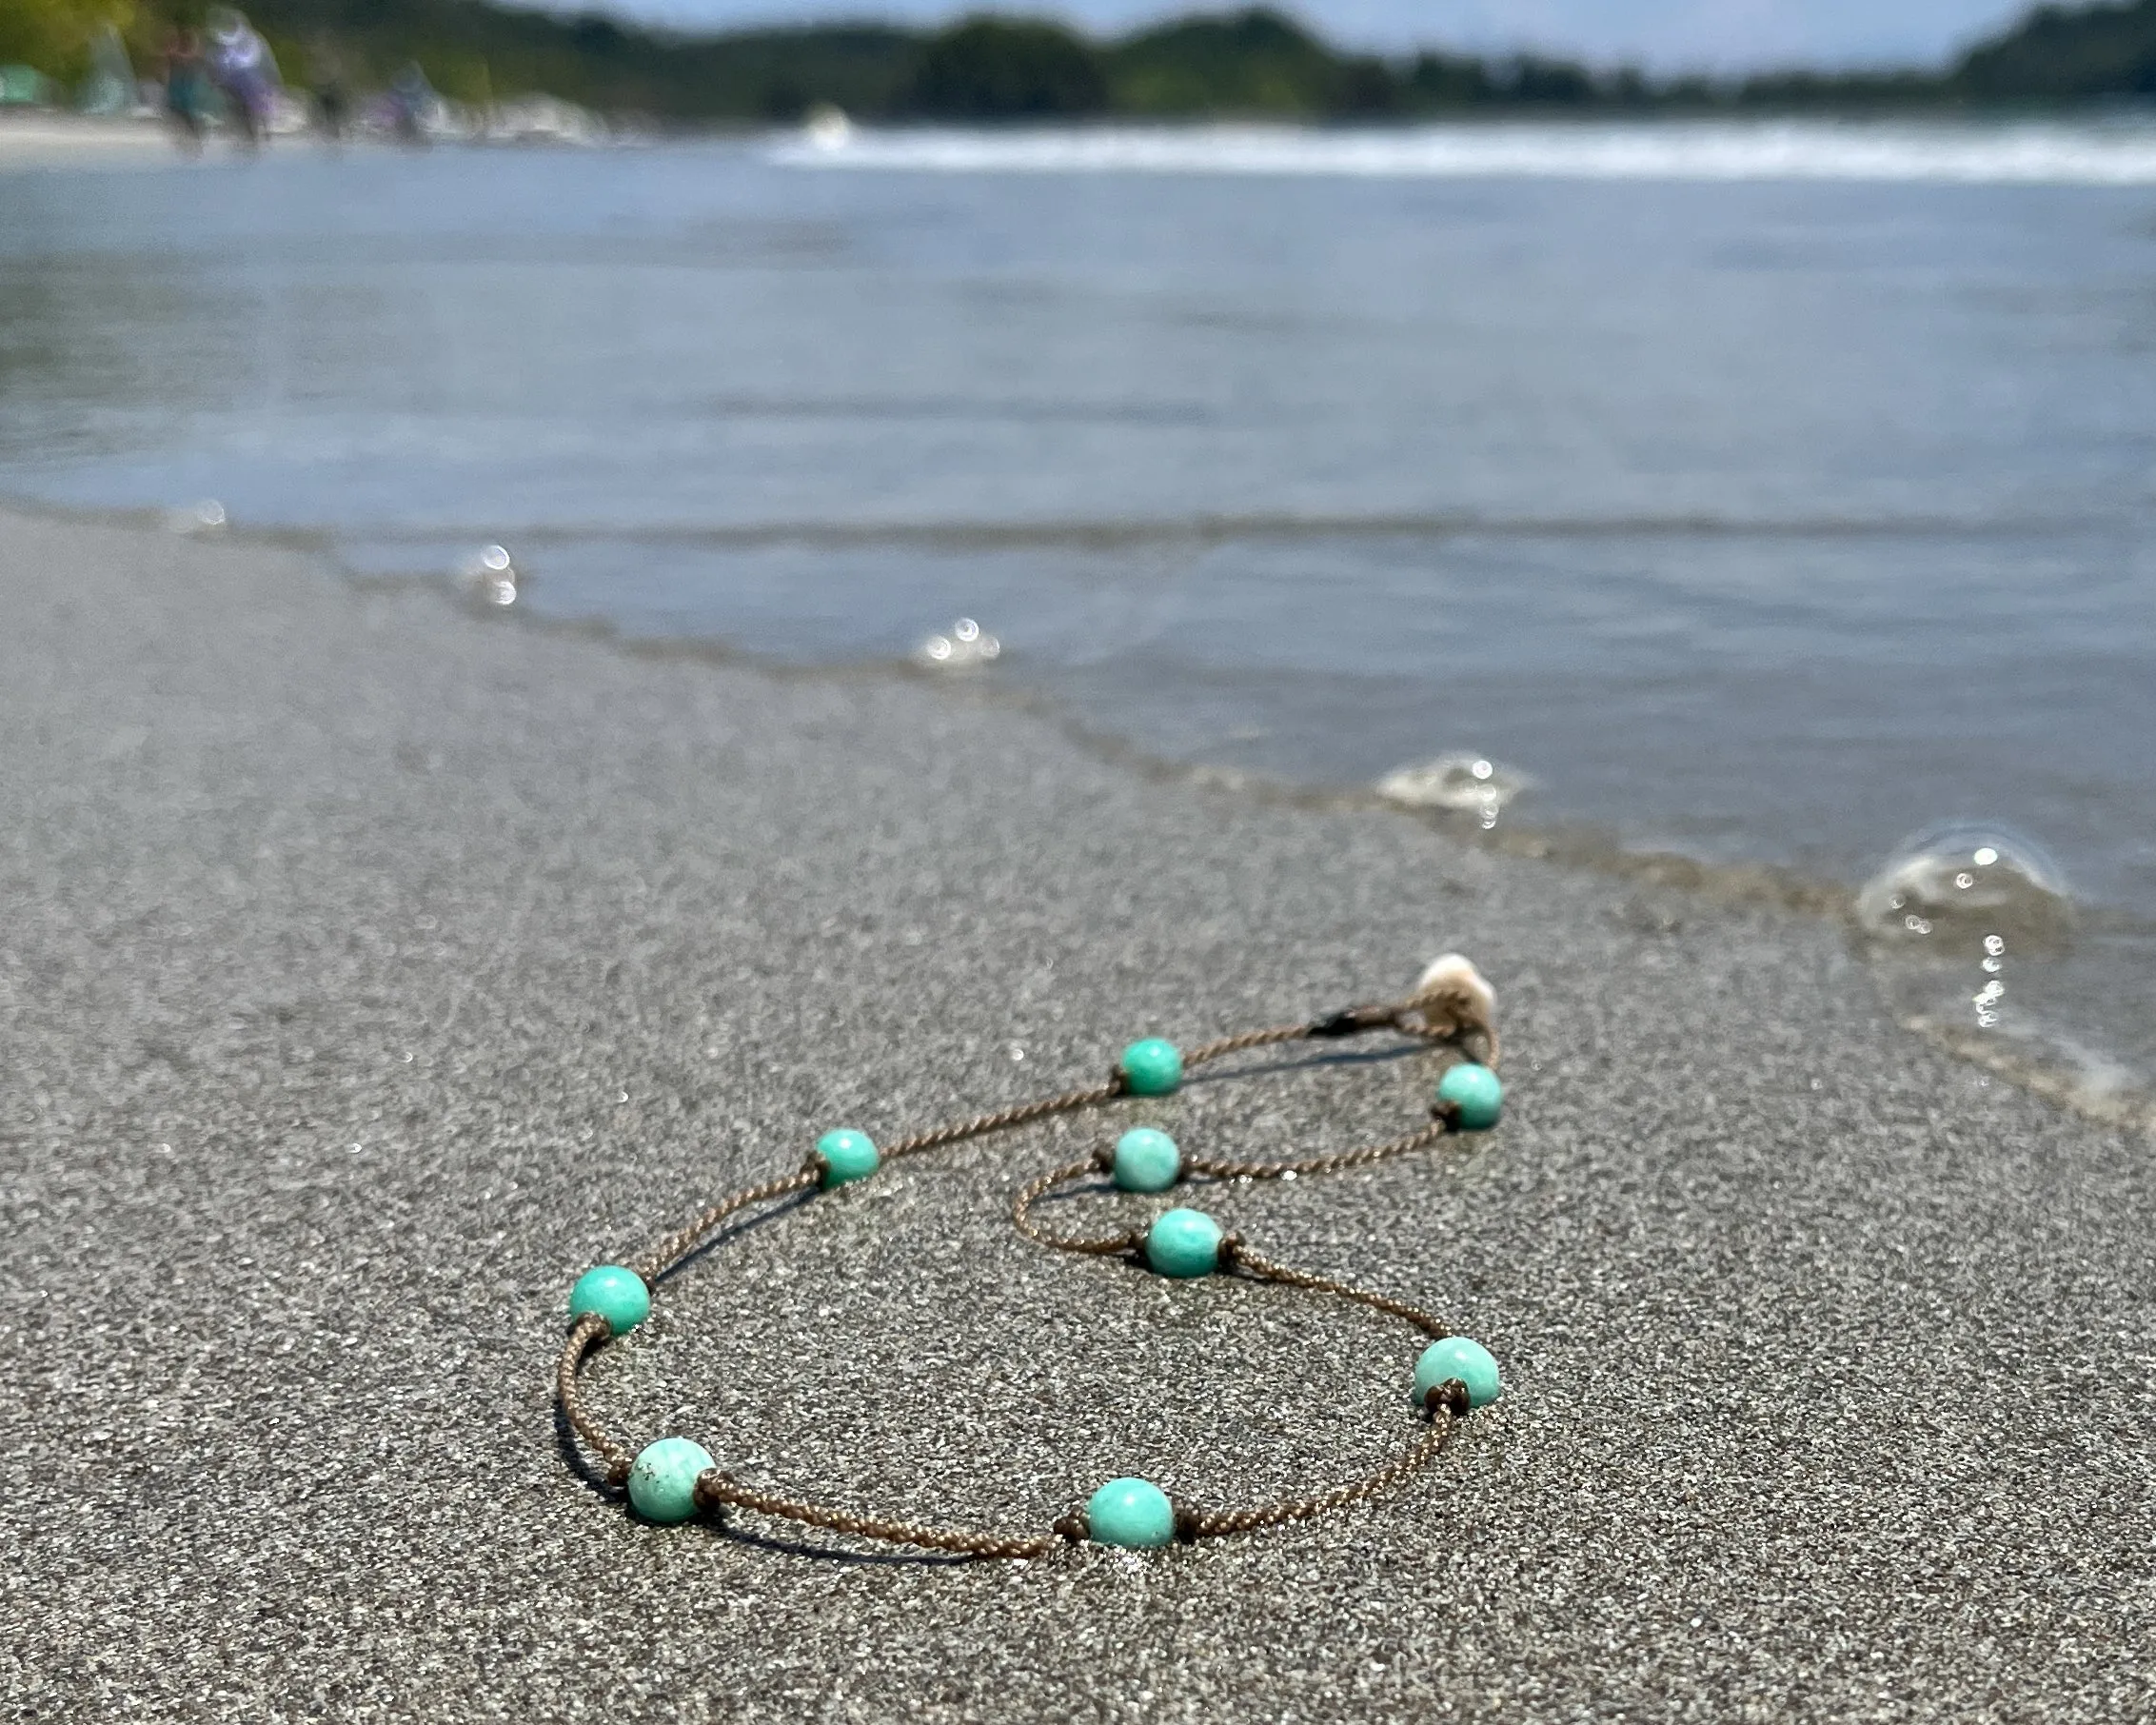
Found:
<box><xmin>772</xmin><ymin>119</ymin><xmax>2156</xmax><ymax>187</ymax></box>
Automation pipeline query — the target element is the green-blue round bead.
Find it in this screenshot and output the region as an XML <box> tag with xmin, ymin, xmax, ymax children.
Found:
<box><xmin>1118</xmin><ymin>1038</ymin><xmax>1183</xmax><ymax>1097</ymax></box>
<box><xmin>568</xmin><ymin>1264</ymin><xmax>650</xmax><ymax>1336</ymax></box>
<box><xmin>1436</xmin><ymin>1062</ymin><xmax>1504</xmax><ymax>1131</ymax></box>
<box><xmin>816</xmin><ymin>1128</ymin><xmax>880</xmax><ymax>1188</ymax></box>
<box><xmin>1113</xmin><ymin>1127</ymin><xmax>1181</xmax><ymax>1193</ymax></box>
<box><xmin>627</xmin><ymin>1437</ymin><xmax>715</xmax><ymax>1523</ymax></box>
<box><xmin>1414</xmin><ymin>1337</ymin><xmax>1503</xmax><ymax>1410</ymax></box>
<box><xmin>1144</xmin><ymin>1206</ymin><xmax>1223</xmax><ymax>1279</ymax></box>
<box><xmin>1087</xmin><ymin>1477</ymin><xmax>1176</xmax><ymax>1549</ymax></box>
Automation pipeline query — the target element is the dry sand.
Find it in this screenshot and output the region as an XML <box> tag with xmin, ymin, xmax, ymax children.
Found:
<box><xmin>2</xmin><ymin>505</ymin><xmax>2149</xmax><ymax>1721</ymax></box>
<box><xmin>0</xmin><ymin>112</ymin><xmax>169</xmax><ymax>168</ymax></box>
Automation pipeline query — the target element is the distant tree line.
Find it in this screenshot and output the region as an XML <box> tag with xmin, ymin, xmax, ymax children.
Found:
<box><xmin>12</xmin><ymin>0</ymin><xmax>2156</xmax><ymax>121</ymax></box>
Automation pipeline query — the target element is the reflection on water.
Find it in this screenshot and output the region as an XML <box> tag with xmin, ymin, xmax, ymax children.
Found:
<box><xmin>2</xmin><ymin>140</ymin><xmax>2154</xmax><ymax>1107</ymax></box>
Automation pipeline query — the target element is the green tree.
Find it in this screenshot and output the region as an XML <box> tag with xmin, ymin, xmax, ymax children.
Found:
<box><xmin>0</xmin><ymin>0</ymin><xmax>136</xmax><ymax>84</ymax></box>
<box><xmin>905</xmin><ymin>16</ymin><xmax>1107</xmax><ymax>118</ymax></box>
<box><xmin>1110</xmin><ymin>9</ymin><xmax>1358</xmax><ymax>116</ymax></box>
<box><xmin>1955</xmin><ymin>0</ymin><xmax>2156</xmax><ymax>96</ymax></box>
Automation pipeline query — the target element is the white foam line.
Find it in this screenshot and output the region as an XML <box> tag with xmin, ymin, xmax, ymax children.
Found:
<box><xmin>770</xmin><ymin>120</ymin><xmax>2156</xmax><ymax>186</ymax></box>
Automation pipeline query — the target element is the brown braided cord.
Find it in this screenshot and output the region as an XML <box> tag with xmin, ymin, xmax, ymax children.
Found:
<box><xmin>1183</xmin><ymin>1117</ymin><xmax>1454</xmax><ymax>1183</ymax></box>
<box><xmin>1179</xmin><ymin>1021</ymin><xmax>1312</xmax><ymax>1066</ymax></box>
<box><xmin>634</xmin><ymin>1166</ymin><xmax>821</xmax><ymax>1284</ymax></box>
<box><xmin>695</xmin><ymin>1471</ymin><xmax>1058</xmax><ymax>1559</ymax></box>
<box><xmin>1176</xmin><ymin>1400</ymin><xmax>1461</xmax><ymax>1538</ymax></box>
<box><xmin>1011</xmin><ymin>1157</ymin><xmax>1142</xmax><ymax>1255</ymax></box>
<box><xmin>882</xmin><ymin>1078</ymin><xmax>1123</xmax><ymax>1160</ymax></box>
<box><xmin>1221</xmin><ymin>1239</ymin><xmax>1452</xmax><ymax>1338</ymax></box>
<box><xmin>557</xmin><ymin>1314</ymin><xmax>634</xmax><ymax>1486</ymax></box>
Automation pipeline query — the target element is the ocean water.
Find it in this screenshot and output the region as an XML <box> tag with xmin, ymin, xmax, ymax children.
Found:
<box><xmin>2</xmin><ymin>122</ymin><xmax>2151</xmax><ymax>1117</ymax></box>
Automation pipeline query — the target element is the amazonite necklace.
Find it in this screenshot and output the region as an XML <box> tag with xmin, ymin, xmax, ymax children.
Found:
<box><xmin>555</xmin><ymin>955</ymin><xmax>1508</xmax><ymax>1556</ymax></box>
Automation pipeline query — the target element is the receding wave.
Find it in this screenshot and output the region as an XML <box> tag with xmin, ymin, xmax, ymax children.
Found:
<box><xmin>772</xmin><ymin>119</ymin><xmax>2156</xmax><ymax>187</ymax></box>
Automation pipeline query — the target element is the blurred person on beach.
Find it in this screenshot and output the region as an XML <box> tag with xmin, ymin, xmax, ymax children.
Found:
<box><xmin>206</xmin><ymin>7</ymin><xmax>280</xmax><ymax>149</ymax></box>
<box><xmin>307</xmin><ymin>35</ymin><xmax>351</xmax><ymax>142</ymax></box>
<box><xmin>386</xmin><ymin>62</ymin><xmax>434</xmax><ymax>146</ymax></box>
<box><xmin>160</xmin><ymin>26</ymin><xmax>209</xmax><ymax>151</ymax></box>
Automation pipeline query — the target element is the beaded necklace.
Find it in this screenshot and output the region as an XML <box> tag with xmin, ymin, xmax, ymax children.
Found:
<box><xmin>555</xmin><ymin>955</ymin><xmax>1509</xmax><ymax>1557</ymax></box>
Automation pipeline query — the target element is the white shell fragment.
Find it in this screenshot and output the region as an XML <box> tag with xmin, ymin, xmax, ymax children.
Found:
<box><xmin>1407</xmin><ymin>953</ymin><xmax>1500</xmax><ymax>1063</ymax></box>
<box><xmin>1414</xmin><ymin>953</ymin><xmax>1495</xmax><ymax>1020</ymax></box>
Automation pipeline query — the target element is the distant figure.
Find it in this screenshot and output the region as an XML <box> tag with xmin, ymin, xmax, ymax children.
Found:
<box><xmin>206</xmin><ymin>8</ymin><xmax>281</xmax><ymax>149</ymax></box>
<box><xmin>308</xmin><ymin>35</ymin><xmax>351</xmax><ymax>142</ymax></box>
<box><xmin>386</xmin><ymin>63</ymin><xmax>434</xmax><ymax>147</ymax></box>
<box><xmin>161</xmin><ymin>28</ymin><xmax>209</xmax><ymax>151</ymax></box>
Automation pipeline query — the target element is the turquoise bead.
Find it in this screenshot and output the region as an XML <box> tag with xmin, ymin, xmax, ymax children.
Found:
<box><xmin>816</xmin><ymin>1128</ymin><xmax>880</xmax><ymax>1188</ymax></box>
<box><xmin>1118</xmin><ymin>1038</ymin><xmax>1183</xmax><ymax>1097</ymax></box>
<box><xmin>1144</xmin><ymin>1206</ymin><xmax>1223</xmax><ymax>1279</ymax></box>
<box><xmin>1436</xmin><ymin>1062</ymin><xmax>1504</xmax><ymax>1130</ymax></box>
<box><xmin>1414</xmin><ymin>1337</ymin><xmax>1502</xmax><ymax>1410</ymax></box>
<box><xmin>1087</xmin><ymin>1477</ymin><xmax>1176</xmax><ymax>1549</ymax></box>
<box><xmin>627</xmin><ymin>1437</ymin><xmax>714</xmax><ymax>1523</ymax></box>
<box><xmin>568</xmin><ymin>1264</ymin><xmax>650</xmax><ymax>1336</ymax></box>
<box><xmin>1113</xmin><ymin>1127</ymin><xmax>1181</xmax><ymax>1193</ymax></box>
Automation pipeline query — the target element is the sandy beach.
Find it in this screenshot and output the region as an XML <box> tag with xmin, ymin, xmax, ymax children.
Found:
<box><xmin>2</xmin><ymin>503</ymin><xmax>2149</xmax><ymax>1720</ymax></box>
<box><xmin>0</xmin><ymin>112</ymin><xmax>169</xmax><ymax>168</ymax></box>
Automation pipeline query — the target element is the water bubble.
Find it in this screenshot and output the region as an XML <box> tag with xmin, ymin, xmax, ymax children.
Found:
<box><xmin>1375</xmin><ymin>752</ymin><xmax>1532</xmax><ymax>817</ymax></box>
<box><xmin>915</xmin><ymin>618</ymin><xmax>1001</xmax><ymax>669</ymax></box>
<box><xmin>165</xmin><ymin>499</ymin><xmax>227</xmax><ymax>534</ymax></box>
<box><xmin>1854</xmin><ymin>821</ymin><xmax>2072</xmax><ymax>951</ymax></box>
<box><xmin>454</xmin><ymin>545</ymin><xmax>520</xmax><ymax>608</ymax></box>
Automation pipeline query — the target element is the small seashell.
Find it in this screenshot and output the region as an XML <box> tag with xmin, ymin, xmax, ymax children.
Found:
<box><xmin>1408</xmin><ymin>953</ymin><xmax>1499</xmax><ymax>1065</ymax></box>
<box><xmin>1414</xmin><ymin>953</ymin><xmax>1494</xmax><ymax>1017</ymax></box>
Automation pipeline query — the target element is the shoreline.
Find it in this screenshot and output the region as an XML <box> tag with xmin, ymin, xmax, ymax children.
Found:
<box><xmin>22</xmin><ymin>486</ymin><xmax>2144</xmax><ymax>1137</ymax></box>
<box><xmin>5</xmin><ymin>501</ymin><xmax>2151</xmax><ymax>1717</ymax></box>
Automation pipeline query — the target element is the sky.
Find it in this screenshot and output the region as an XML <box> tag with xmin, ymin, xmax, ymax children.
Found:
<box><xmin>619</xmin><ymin>0</ymin><xmax>2039</xmax><ymax>71</ymax></box>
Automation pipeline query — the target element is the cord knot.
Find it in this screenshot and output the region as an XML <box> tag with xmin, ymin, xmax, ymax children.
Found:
<box><xmin>1422</xmin><ymin>1378</ymin><xmax>1471</xmax><ymax>1418</ymax></box>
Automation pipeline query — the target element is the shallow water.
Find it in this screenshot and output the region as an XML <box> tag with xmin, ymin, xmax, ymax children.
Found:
<box><xmin>2</xmin><ymin>125</ymin><xmax>2152</xmax><ymax>1110</ymax></box>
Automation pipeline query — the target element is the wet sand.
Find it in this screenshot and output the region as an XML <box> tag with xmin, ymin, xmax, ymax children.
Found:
<box><xmin>2</xmin><ymin>504</ymin><xmax>2149</xmax><ymax>1720</ymax></box>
